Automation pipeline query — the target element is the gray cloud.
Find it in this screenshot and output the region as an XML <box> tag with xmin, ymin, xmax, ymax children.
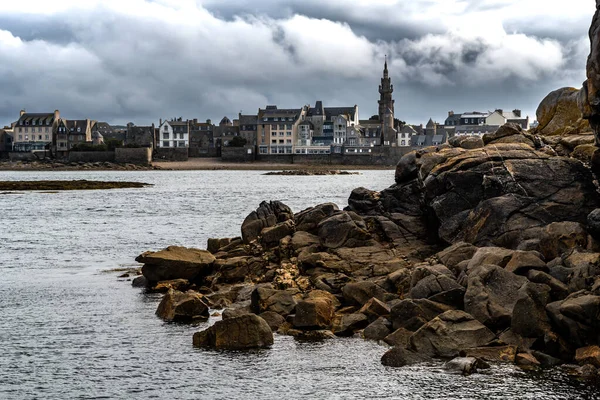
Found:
<box><xmin>0</xmin><ymin>0</ymin><xmax>593</xmax><ymax>128</ymax></box>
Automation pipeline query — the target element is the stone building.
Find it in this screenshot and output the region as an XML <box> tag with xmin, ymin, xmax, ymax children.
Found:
<box><xmin>12</xmin><ymin>110</ymin><xmax>58</xmax><ymax>152</ymax></box>
<box><xmin>127</xmin><ymin>123</ymin><xmax>156</xmax><ymax>148</ymax></box>
<box><xmin>257</xmin><ymin>106</ymin><xmax>307</xmax><ymax>155</ymax></box>
<box><xmin>189</xmin><ymin>119</ymin><xmax>214</xmax><ymax>155</ymax></box>
<box><xmin>238</xmin><ymin>114</ymin><xmax>258</xmax><ymax>146</ymax></box>
<box><xmin>213</xmin><ymin>116</ymin><xmax>240</xmax><ymax>147</ymax></box>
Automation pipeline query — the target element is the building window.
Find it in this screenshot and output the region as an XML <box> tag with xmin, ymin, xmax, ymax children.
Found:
<box><xmin>45</xmin><ymin>135</ymin><xmax>49</xmax><ymax>140</ymax></box>
<box><xmin>163</xmin><ymin>133</ymin><xmax>169</xmax><ymax>139</ymax></box>
<box><xmin>45</xmin><ymin>127</ymin><xmax>49</xmax><ymax>133</ymax></box>
<box><xmin>25</xmin><ymin>128</ymin><xmax>28</xmax><ymax>133</ymax></box>
<box><xmin>286</xmin><ymin>131</ymin><xmax>292</xmax><ymax>136</ymax></box>
<box><xmin>163</xmin><ymin>141</ymin><xmax>169</xmax><ymax>147</ymax></box>
<box><xmin>271</xmin><ymin>139</ymin><xmax>277</xmax><ymax>144</ymax></box>
<box><xmin>18</xmin><ymin>135</ymin><xmax>22</xmax><ymax>140</ymax></box>
<box><xmin>38</xmin><ymin>135</ymin><xmax>42</xmax><ymax>140</ymax></box>
<box><xmin>178</xmin><ymin>141</ymin><xmax>186</xmax><ymax>147</ymax></box>
<box><xmin>286</xmin><ymin>124</ymin><xmax>292</xmax><ymax>130</ymax></box>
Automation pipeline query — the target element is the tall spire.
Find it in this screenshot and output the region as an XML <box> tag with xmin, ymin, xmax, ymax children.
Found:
<box><xmin>384</xmin><ymin>55</ymin><xmax>388</xmax><ymax>78</ymax></box>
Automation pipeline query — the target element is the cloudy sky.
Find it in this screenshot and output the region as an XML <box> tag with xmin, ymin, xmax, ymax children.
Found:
<box><xmin>0</xmin><ymin>0</ymin><xmax>596</xmax><ymax>127</ymax></box>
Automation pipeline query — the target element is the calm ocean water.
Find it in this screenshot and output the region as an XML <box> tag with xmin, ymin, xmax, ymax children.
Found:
<box><xmin>0</xmin><ymin>169</ymin><xmax>596</xmax><ymax>399</ymax></box>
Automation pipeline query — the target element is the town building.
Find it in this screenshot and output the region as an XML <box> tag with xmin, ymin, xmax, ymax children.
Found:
<box><xmin>0</xmin><ymin>129</ymin><xmax>13</xmax><ymax>155</ymax></box>
<box><xmin>213</xmin><ymin>116</ymin><xmax>240</xmax><ymax>147</ymax></box>
<box><xmin>189</xmin><ymin>119</ymin><xmax>214</xmax><ymax>155</ymax></box>
<box><xmin>397</xmin><ymin>125</ymin><xmax>418</xmax><ymax>147</ymax></box>
<box><xmin>257</xmin><ymin>106</ymin><xmax>307</xmax><ymax>155</ymax></box>
<box><xmin>127</xmin><ymin>123</ymin><xmax>156</xmax><ymax>148</ymax></box>
<box><xmin>54</xmin><ymin>119</ymin><xmax>96</xmax><ymax>156</ymax></box>
<box><xmin>238</xmin><ymin>114</ymin><xmax>258</xmax><ymax>146</ymax></box>
<box><xmin>157</xmin><ymin>119</ymin><xmax>187</xmax><ymax>148</ymax></box>
<box><xmin>12</xmin><ymin>110</ymin><xmax>59</xmax><ymax>152</ymax></box>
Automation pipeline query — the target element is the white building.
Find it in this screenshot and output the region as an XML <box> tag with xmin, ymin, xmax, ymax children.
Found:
<box><xmin>158</xmin><ymin>119</ymin><xmax>189</xmax><ymax>148</ymax></box>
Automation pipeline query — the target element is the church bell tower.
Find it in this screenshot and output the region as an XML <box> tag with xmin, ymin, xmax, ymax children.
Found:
<box><xmin>378</xmin><ymin>56</ymin><xmax>396</xmax><ymax>145</ymax></box>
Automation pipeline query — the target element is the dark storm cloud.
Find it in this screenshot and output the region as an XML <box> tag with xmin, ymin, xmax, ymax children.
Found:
<box><xmin>0</xmin><ymin>0</ymin><xmax>594</xmax><ymax>128</ymax></box>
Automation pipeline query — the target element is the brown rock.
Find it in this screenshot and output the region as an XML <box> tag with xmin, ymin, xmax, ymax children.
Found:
<box><xmin>575</xmin><ymin>346</ymin><xmax>600</xmax><ymax>368</ymax></box>
<box><xmin>137</xmin><ymin>246</ymin><xmax>216</xmax><ymax>282</ymax></box>
<box><xmin>259</xmin><ymin>311</ymin><xmax>286</xmax><ymax>331</ymax></box>
<box><xmin>409</xmin><ymin>310</ymin><xmax>496</xmax><ymax>358</ymax></box>
<box><xmin>515</xmin><ymin>353</ymin><xmax>541</xmax><ymax>370</ymax></box>
<box><xmin>536</xmin><ymin>87</ymin><xmax>589</xmax><ymax>136</ymax></box>
<box><xmin>193</xmin><ymin>314</ymin><xmax>273</xmax><ymax>350</ymax></box>
<box><xmin>332</xmin><ymin>313</ymin><xmax>369</xmax><ymax>337</ymax></box>
<box><xmin>156</xmin><ymin>289</ymin><xmax>209</xmax><ymax>322</ymax></box>
<box><xmin>463</xmin><ymin>345</ymin><xmax>517</xmax><ymax>362</ymax></box>
<box><xmin>293</xmin><ymin>298</ymin><xmax>335</xmax><ymax>329</ymax></box>
<box><xmin>151</xmin><ymin>279</ymin><xmax>190</xmax><ymax>293</ymax></box>
<box><xmin>384</xmin><ymin>328</ymin><xmax>414</xmax><ymax>347</ymax></box>
<box><xmin>359</xmin><ymin>297</ymin><xmax>391</xmax><ymax>322</ymax></box>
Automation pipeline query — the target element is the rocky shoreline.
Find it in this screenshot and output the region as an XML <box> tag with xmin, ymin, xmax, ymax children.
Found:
<box><xmin>0</xmin><ymin>159</ymin><xmax>161</xmax><ymax>171</ymax></box>
<box><xmin>0</xmin><ymin>180</ymin><xmax>152</xmax><ymax>191</ymax></box>
<box><xmin>263</xmin><ymin>170</ymin><xmax>361</xmax><ymax>176</ymax></box>
<box><xmin>127</xmin><ymin>122</ymin><xmax>600</xmax><ymax>383</ymax></box>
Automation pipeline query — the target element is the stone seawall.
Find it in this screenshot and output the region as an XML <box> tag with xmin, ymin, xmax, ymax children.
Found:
<box><xmin>115</xmin><ymin>148</ymin><xmax>151</xmax><ymax>164</ymax></box>
<box><xmin>68</xmin><ymin>151</ymin><xmax>116</xmax><ymax>163</ymax></box>
<box><xmin>255</xmin><ymin>147</ymin><xmax>412</xmax><ymax>166</ymax></box>
<box><xmin>154</xmin><ymin>148</ymin><xmax>189</xmax><ymax>161</ymax></box>
<box><xmin>221</xmin><ymin>146</ymin><xmax>255</xmax><ymax>162</ymax></box>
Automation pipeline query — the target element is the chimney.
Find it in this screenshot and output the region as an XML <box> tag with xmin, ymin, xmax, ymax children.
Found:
<box><xmin>193</xmin><ymin>119</ymin><xmax>198</xmax><ymax>124</ymax></box>
<box><xmin>160</xmin><ymin>118</ymin><xmax>162</xmax><ymax>125</ymax></box>
<box><xmin>206</xmin><ymin>119</ymin><xmax>212</xmax><ymax>125</ymax></box>
<box><xmin>495</xmin><ymin>109</ymin><xmax>503</xmax><ymax>115</ymax></box>
<box><xmin>54</xmin><ymin>110</ymin><xmax>60</xmax><ymax>120</ymax></box>
<box><xmin>513</xmin><ymin>109</ymin><xmax>521</xmax><ymax>118</ymax></box>
<box><xmin>20</xmin><ymin>109</ymin><xmax>26</xmax><ymax>117</ymax></box>
<box><xmin>448</xmin><ymin>111</ymin><xmax>454</xmax><ymax>117</ymax></box>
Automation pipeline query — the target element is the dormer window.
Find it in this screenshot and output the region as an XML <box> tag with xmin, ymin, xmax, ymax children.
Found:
<box><xmin>77</xmin><ymin>127</ymin><xmax>81</xmax><ymax>132</ymax></box>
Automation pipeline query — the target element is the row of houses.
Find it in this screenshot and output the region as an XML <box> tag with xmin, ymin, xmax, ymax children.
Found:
<box><xmin>0</xmin><ymin>106</ymin><xmax>531</xmax><ymax>160</ymax></box>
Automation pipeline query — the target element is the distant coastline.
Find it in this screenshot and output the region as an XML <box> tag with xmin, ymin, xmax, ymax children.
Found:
<box><xmin>0</xmin><ymin>158</ymin><xmax>395</xmax><ymax>172</ymax></box>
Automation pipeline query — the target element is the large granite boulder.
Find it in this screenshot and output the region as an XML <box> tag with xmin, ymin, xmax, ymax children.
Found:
<box><xmin>342</xmin><ymin>281</ymin><xmax>388</xmax><ymax>306</ymax></box>
<box><xmin>535</xmin><ymin>87</ymin><xmax>589</xmax><ymax>137</ymax></box>
<box><xmin>156</xmin><ymin>289</ymin><xmax>209</xmax><ymax>323</ymax></box>
<box><xmin>192</xmin><ymin>314</ymin><xmax>273</xmax><ymax>350</ymax></box>
<box><xmin>250</xmin><ymin>287</ymin><xmax>299</xmax><ymax>316</ymax></box>
<box><xmin>294</xmin><ymin>203</ymin><xmax>339</xmax><ymax>234</ymax></box>
<box><xmin>317</xmin><ymin>211</ymin><xmax>373</xmax><ymax>249</ymax></box>
<box><xmin>137</xmin><ymin>246</ymin><xmax>216</xmax><ymax>283</ymax></box>
<box><xmin>409</xmin><ymin>310</ymin><xmax>496</xmax><ymax>358</ymax></box>
<box><xmin>241</xmin><ymin>201</ymin><xmax>293</xmax><ymax>243</ymax></box>
<box><xmin>546</xmin><ymin>294</ymin><xmax>600</xmax><ymax>348</ymax></box>
<box><xmin>293</xmin><ymin>298</ymin><xmax>335</xmax><ymax>329</ymax></box>
<box><xmin>381</xmin><ymin>347</ymin><xmax>432</xmax><ymax>367</ymax></box>
<box><xmin>464</xmin><ymin>264</ymin><xmax>528</xmax><ymax>330</ymax></box>
<box><xmin>394</xmin><ymin>141</ymin><xmax>599</xmax><ymax>250</ymax></box>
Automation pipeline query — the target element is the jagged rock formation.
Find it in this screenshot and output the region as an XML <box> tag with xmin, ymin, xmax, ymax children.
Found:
<box><xmin>134</xmin><ymin>119</ymin><xmax>600</xmax><ymax>381</ymax></box>
<box><xmin>580</xmin><ymin>0</ymin><xmax>600</xmax><ymax>145</ymax></box>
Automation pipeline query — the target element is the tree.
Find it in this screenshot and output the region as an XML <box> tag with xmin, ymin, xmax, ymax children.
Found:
<box><xmin>228</xmin><ymin>136</ymin><xmax>247</xmax><ymax>147</ymax></box>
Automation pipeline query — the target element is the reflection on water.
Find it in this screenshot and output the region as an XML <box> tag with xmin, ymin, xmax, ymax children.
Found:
<box><xmin>0</xmin><ymin>170</ymin><xmax>595</xmax><ymax>399</ymax></box>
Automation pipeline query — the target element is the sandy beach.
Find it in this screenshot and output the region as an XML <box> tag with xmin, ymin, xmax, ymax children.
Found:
<box><xmin>152</xmin><ymin>158</ymin><xmax>395</xmax><ymax>171</ymax></box>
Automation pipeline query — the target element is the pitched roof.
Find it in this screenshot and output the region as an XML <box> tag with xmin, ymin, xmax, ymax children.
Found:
<box><xmin>325</xmin><ymin>106</ymin><xmax>356</xmax><ymax>120</ymax></box>
<box><xmin>17</xmin><ymin>113</ymin><xmax>56</xmax><ymax>126</ymax></box>
<box><xmin>168</xmin><ymin>120</ymin><xmax>188</xmax><ymax>127</ymax></box>
<box><xmin>238</xmin><ymin>114</ymin><xmax>258</xmax><ymax>125</ymax></box>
